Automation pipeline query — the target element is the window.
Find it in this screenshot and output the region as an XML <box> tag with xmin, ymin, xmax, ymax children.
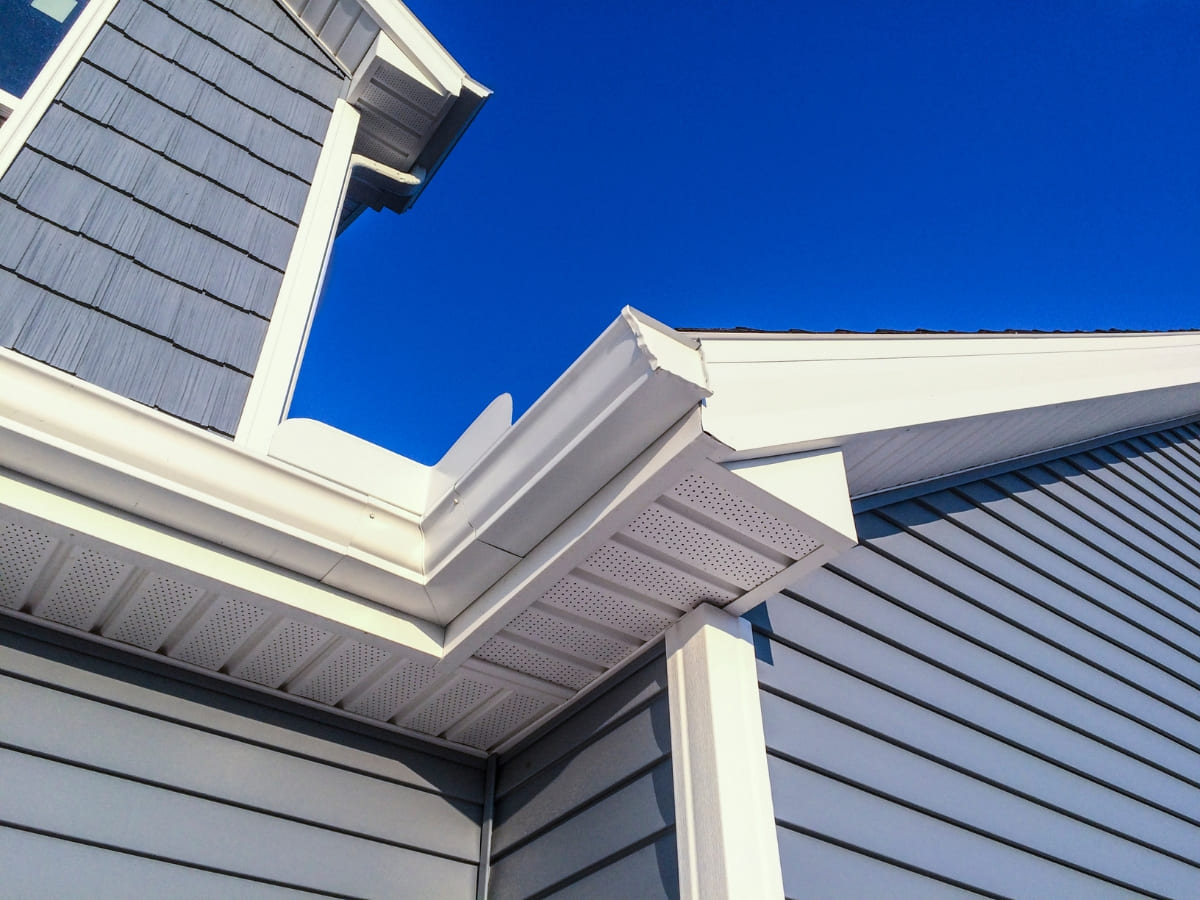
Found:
<box><xmin>0</xmin><ymin>0</ymin><xmax>85</xmax><ymax>118</ymax></box>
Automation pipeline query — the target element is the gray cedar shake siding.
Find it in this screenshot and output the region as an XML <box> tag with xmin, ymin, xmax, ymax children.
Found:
<box><xmin>0</xmin><ymin>0</ymin><xmax>347</xmax><ymax>436</ymax></box>
<box><xmin>488</xmin><ymin>650</ymin><xmax>678</xmax><ymax>900</ymax></box>
<box><xmin>750</xmin><ymin>420</ymin><xmax>1200</xmax><ymax>898</ymax></box>
<box><xmin>0</xmin><ymin>617</ymin><xmax>486</xmax><ymax>897</ymax></box>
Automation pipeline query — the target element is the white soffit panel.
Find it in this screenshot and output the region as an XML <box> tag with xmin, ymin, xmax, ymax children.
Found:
<box><xmin>0</xmin><ymin>450</ymin><xmax>852</xmax><ymax>753</ymax></box>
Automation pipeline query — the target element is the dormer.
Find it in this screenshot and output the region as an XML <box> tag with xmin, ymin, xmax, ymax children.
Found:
<box><xmin>0</xmin><ymin>0</ymin><xmax>489</xmax><ymax>443</ymax></box>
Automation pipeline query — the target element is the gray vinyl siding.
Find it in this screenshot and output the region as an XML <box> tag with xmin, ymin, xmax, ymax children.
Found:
<box><xmin>0</xmin><ymin>618</ymin><xmax>484</xmax><ymax>899</ymax></box>
<box><xmin>0</xmin><ymin>0</ymin><xmax>346</xmax><ymax>436</ymax></box>
<box><xmin>752</xmin><ymin>420</ymin><xmax>1200</xmax><ymax>899</ymax></box>
<box><xmin>488</xmin><ymin>650</ymin><xmax>678</xmax><ymax>900</ymax></box>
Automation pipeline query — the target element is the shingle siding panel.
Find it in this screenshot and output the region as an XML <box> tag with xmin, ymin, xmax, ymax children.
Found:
<box><xmin>116</xmin><ymin>2</ymin><xmax>333</xmax><ymax>138</ymax></box>
<box><xmin>150</xmin><ymin>0</ymin><xmax>344</xmax><ymax>102</ymax></box>
<box><xmin>84</xmin><ymin>27</ymin><xmax>324</xmax><ymax>179</ymax></box>
<box><xmin>0</xmin><ymin>0</ymin><xmax>345</xmax><ymax>435</ymax></box>
<box><xmin>756</xmin><ymin>422</ymin><xmax>1200</xmax><ymax>898</ymax></box>
<box><xmin>0</xmin><ymin>271</ymin><xmax>42</xmax><ymax>346</ymax></box>
<box><xmin>59</xmin><ymin>67</ymin><xmax>309</xmax><ymax>222</ymax></box>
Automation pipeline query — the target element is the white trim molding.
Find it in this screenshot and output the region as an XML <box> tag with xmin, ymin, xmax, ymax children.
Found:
<box><xmin>236</xmin><ymin>98</ymin><xmax>361</xmax><ymax>451</ymax></box>
<box><xmin>667</xmin><ymin>604</ymin><xmax>784</xmax><ymax>900</ymax></box>
<box><xmin>0</xmin><ymin>0</ymin><xmax>119</xmax><ymax>179</ymax></box>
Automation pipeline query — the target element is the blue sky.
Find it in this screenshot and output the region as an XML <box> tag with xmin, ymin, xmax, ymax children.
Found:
<box><xmin>290</xmin><ymin>0</ymin><xmax>1200</xmax><ymax>464</ymax></box>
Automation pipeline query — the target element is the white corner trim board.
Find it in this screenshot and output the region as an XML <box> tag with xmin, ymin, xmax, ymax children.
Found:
<box><xmin>667</xmin><ymin>604</ymin><xmax>785</xmax><ymax>900</ymax></box>
<box><xmin>0</xmin><ymin>0</ymin><xmax>120</xmax><ymax>179</ymax></box>
<box><xmin>236</xmin><ymin>98</ymin><xmax>362</xmax><ymax>452</ymax></box>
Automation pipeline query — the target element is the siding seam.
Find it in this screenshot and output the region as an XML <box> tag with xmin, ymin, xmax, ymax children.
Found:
<box><xmin>768</xmin><ymin>751</ymin><xmax>1170</xmax><ymax>898</ymax></box>
<box><xmin>101</xmin><ymin>24</ymin><xmax>328</xmax><ymax>144</ymax></box>
<box><xmin>774</xmin><ymin>823</ymin><xmax>1003</xmax><ymax>900</ymax></box>
<box><xmin>12</xmin><ymin>145</ymin><xmax>289</xmax><ymax>274</ymax></box>
<box><xmin>520</xmin><ymin>825</ymin><xmax>677</xmax><ymax>900</ymax></box>
<box><xmin>0</xmin><ymin>263</ymin><xmax>259</xmax><ymax>377</ymax></box>
<box><xmin>783</xmin><ymin>577</ymin><xmax>1200</xmax><ymax>790</ymax></box>
<box><xmin>827</xmin><ymin>550</ymin><xmax>1200</xmax><ymax>754</ymax></box>
<box><xmin>0</xmin><ymin>666</ymin><xmax>484</xmax><ymax>804</ymax></box>
<box><xmin>0</xmin><ymin>208</ymin><xmax>272</xmax><ymax>341</ymax></box>
<box><xmin>868</xmin><ymin>504</ymin><xmax>1200</xmax><ymax>699</ymax></box>
<box><xmin>756</xmin><ymin>627</ymin><xmax>1200</xmax><ymax>829</ymax></box>
<box><xmin>490</xmin><ymin>748</ymin><xmax>672</xmax><ymax>864</ymax></box>
<box><xmin>1007</xmin><ymin>466</ymin><xmax>1200</xmax><ymax>596</ymax></box>
<box><xmin>759</xmin><ymin>687</ymin><xmax>1200</xmax><ymax>868</ymax></box>
<box><xmin>67</xmin><ymin>57</ymin><xmax>318</xmax><ymax>186</ymax></box>
<box><xmin>0</xmin><ymin>819</ymin><xmax>366</xmax><ymax>899</ymax></box>
<box><xmin>0</xmin><ymin>739</ymin><xmax>482</xmax><ymax>864</ymax></box>
<box><xmin>42</xmin><ymin>98</ymin><xmax>307</xmax><ymax>225</ymax></box>
<box><xmin>122</xmin><ymin>0</ymin><xmax>338</xmax><ymax>111</ymax></box>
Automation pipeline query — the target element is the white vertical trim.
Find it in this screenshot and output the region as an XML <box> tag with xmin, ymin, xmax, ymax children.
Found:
<box><xmin>666</xmin><ymin>603</ymin><xmax>784</xmax><ymax>900</ymax></box>
<box><xmin>235</xmin><ymin>98</ymin><xmax>360</xmax><ymax>451</ymax></box>
<box><xmin>0</xmin><ymin>0</ymin><xmax>119</xmax><ymax>179</ymax></box>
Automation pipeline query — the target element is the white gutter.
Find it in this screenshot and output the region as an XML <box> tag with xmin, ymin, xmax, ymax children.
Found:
<box><xmin>0</xmin><ymin>309</ymin><xmax>711</xmax><ymax>642</ymax></box>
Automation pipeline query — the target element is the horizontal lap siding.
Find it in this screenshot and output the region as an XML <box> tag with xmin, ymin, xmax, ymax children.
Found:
<box><xmin>489</xmin><ymin>651</ymin><xmax>678</xmax><ymax>900</ymax></box>
<box><xmin>0</xmin><ymin>0</ymin><xmax>345</xmax><ymax>436</ymax></box>
<box><xmin>754</xmin><ymin>422</ymin><xmax>1200</xmax><ymax>899</ymax></box>
<box><xmin>0</xmin><ymin>620</ymin><xmax>484</xmax><ymax>898</ymax></box>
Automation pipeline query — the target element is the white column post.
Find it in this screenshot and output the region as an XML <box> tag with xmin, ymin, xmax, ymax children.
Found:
<box><xmin>666</xmin><ymin>603</ymin><xmax>784</xmax><ymax>900</ymax></box>
<box><xmin>235</xmin><ymin>98</ymin><xmax>360</xmax><ymax>451</ymax></box>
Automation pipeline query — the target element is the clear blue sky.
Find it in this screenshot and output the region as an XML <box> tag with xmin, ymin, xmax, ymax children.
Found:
<box><xmin>290</xmin><ymin>0</ymin><xmax>1200</xmax><ymax>465</ymax></box>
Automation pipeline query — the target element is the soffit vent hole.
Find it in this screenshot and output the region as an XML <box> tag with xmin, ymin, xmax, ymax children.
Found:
<box><xmin>623</xmin><ymin>504</ymin><xmax>784</xmax><ymax>589</ymax></box>
<box><xmin>539</xmin><ymin>576</ymin><xmax>673</xmax><ymax>641</ymax></box>
<box><xmin>456</xmin><ymin>693</ymin><xmax>549</xmax><ymax>751</ymax></box>
<box><xmin>0</xmin><ymin>521</ymin><xmax>56</xmax><ymax>609</ymax></box>
<box><xmin>42</xmin><ymin>549</ymin><xmax>129</xmax><ymax>630</ymax></box>
<box><xmin>109</xmin><ymin>575</ymin><xmax>203</xmax><ymax>650</ymax></box>
<box><xmin>581</xmin><ymin>543</ymin><xmax>737</xmax><ymax>610</ymax></box>
<box><xmin>346</xmin><ymin>660</ymin><xmax>436</xmax><ymax>721</ymax></box>
<box><xmin>293</xmin><ymin>640</ymin><xmax>389</xmax><ymax>706</ymax></box>
<box><xmin>474</xmin><ymin>636</ymin><xmax>595</xmax><ymax>690</ymax></box>
<box><xmin>670</xmin><ymin>472</ymin><xmax>823</xmax><ymax>559</ymax></box>
<box><xmin>236</xmin><ymin>619</ymin><xmax>330</xmax><ymax>687</ymax></box>
<box><xmin>172</xmin><ymin>596</ymin><xmax>270</xmax><ymax>670</ymax></box>
<box><xmin>402</xmin><ymin>676</ymin><xmax>497</xmax><ymax>736</ymax></box>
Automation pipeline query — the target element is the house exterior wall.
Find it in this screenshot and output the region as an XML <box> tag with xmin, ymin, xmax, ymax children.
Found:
<box><xmin>488</xmin><ymin>650</ymin><xmax>678</xmax><ymax>900</ymax></box>
<box><xmin>751</xmin><ymin>420</ymin><xmax>1200</xmax><ymax>897</ymax></box>
<box><xmin>0</xmin><ymin>0</ymin><xmax>347</xmax><ymax>436</ymax></box>
<box><xmin>0</xmin><ymin>617</ymin><xmax>485</xmax><ymax>898</ymax></box>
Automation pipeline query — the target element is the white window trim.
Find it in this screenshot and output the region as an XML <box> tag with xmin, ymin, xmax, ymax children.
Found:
<box><xmin>0</xmin><ymin>0</ymin><xmax>119</xmax><ymax>179</ymax></box>
<box><xmin>667</xmin><ymin>603</ymin><xmax>785</xmax><ymax>900</ymax></box>
<box><xmin>235</xmin><ymin>97</ymin><xmax>360</xmax><ymax>451</ymax></box>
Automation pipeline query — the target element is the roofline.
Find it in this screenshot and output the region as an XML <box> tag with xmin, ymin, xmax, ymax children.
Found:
<box><xmin>0</xmin><ymin>308</ymin><xmax>710</xmax><ymax>633</ymax></box>
<box><xmin>683</xmin><ymin>327</ymin><xmax>1200</xmax><ymax>340</ymax></box>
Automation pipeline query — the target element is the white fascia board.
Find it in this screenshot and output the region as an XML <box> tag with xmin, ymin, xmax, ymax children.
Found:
<box><xmin>0</xmin><ymin>468</ymin><xmax>442</xmax><ymax>658</ymax></box>
<box><xmin>697</xmin><ymin>331</ymin><xmax>1200</xmax><ymax>457</ymax></box>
